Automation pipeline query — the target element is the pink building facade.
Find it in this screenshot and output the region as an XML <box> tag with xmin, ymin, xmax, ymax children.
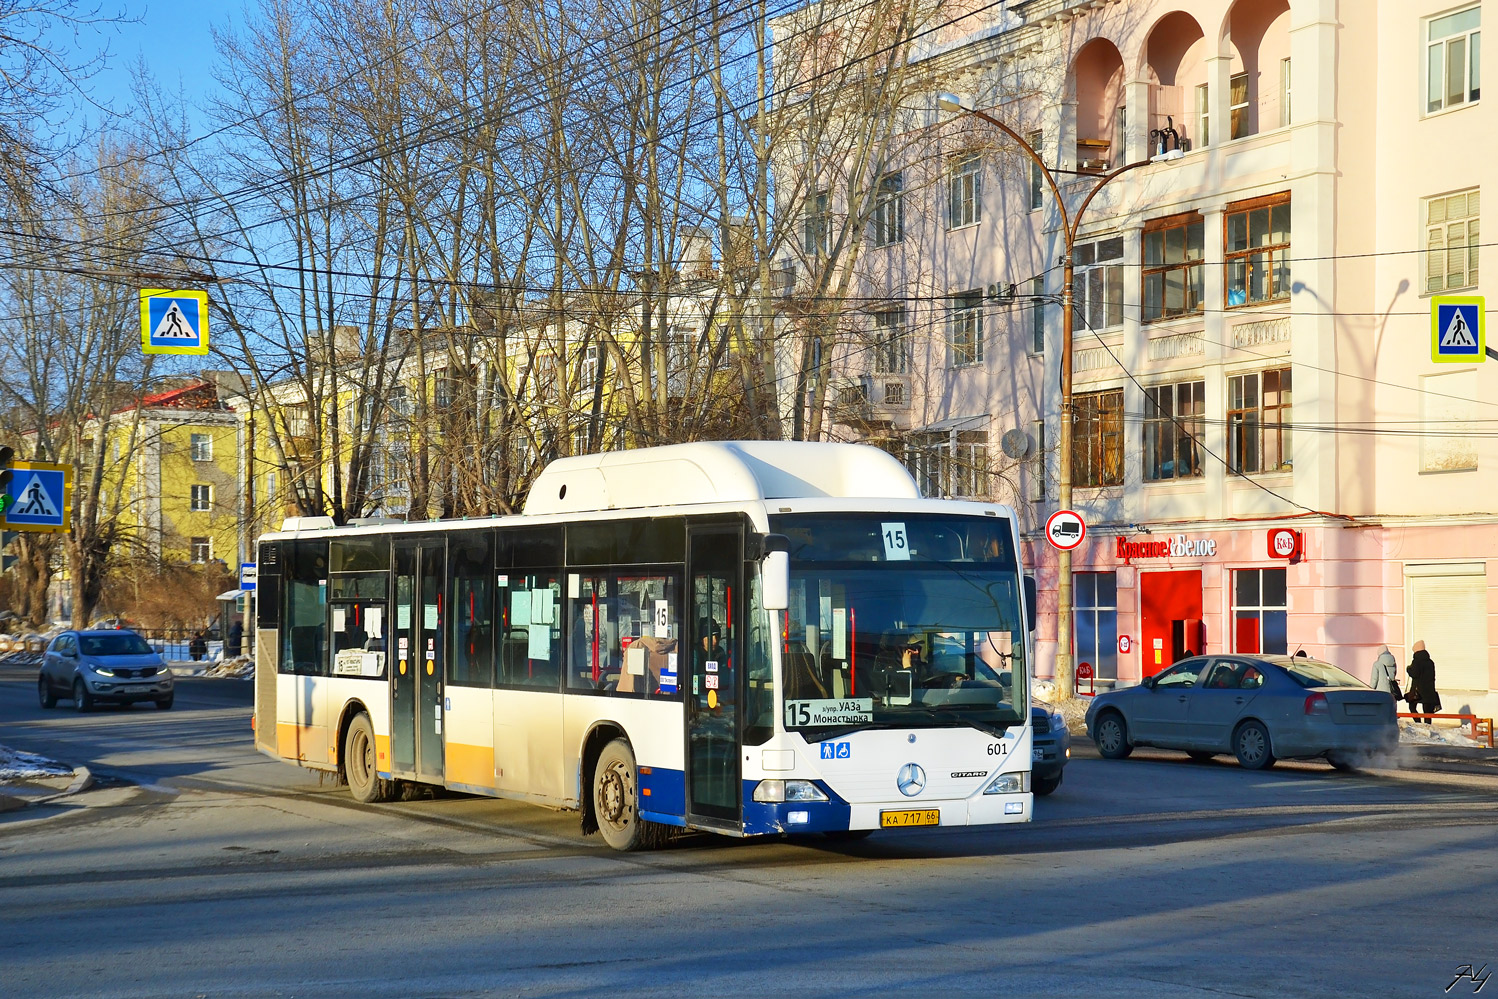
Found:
<box><xmin>778</xmin><ymin>0</ymin><xmax>1497</xmax><ymax>713</ymax></box>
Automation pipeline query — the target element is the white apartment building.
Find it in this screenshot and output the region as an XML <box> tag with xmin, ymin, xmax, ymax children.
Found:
<box><xmin>774</xmin><ymin>0</ymin><xmax>1497</xmax><ymax>713</ymax></box>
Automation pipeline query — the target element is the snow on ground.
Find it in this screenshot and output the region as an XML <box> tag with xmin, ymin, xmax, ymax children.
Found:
<box><xmin>0</xmin><ymin>746</ymin><xmax>72</xmax><ymax>782</ymax></box>
<box><xmin>1398</xmin><ymin>719</ymin><xmax>1485</xmax><ymax>748</ymax></box>
<box><xmin>201</xmin><ymin>656</ymin><xmax>254</xmax><ymax>679</ymax></box>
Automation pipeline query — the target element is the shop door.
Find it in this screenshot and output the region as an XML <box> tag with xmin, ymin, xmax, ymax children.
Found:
<box><xmin>685</xmin><ymin>523</ymin><xmax>743</xmax><ymax>830</ymax></box>
<box><xmin>1140</xmin><ymin>570</ymin><xmax>1203</xmax><ymax>677</ymax></box>
<box><xmin>392</xmin><ymin>540</ymin><xmax>446</xmax><ymax>782</ymax></box>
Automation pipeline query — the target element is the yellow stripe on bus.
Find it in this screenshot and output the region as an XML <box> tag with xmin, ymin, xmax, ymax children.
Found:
<box><xmin>445</xmin><ymin>741</ymin><xmax>496</xmax><ymax>789</ymax></box>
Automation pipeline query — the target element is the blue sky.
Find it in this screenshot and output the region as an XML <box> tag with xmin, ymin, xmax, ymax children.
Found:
<box><xmin>70</xmin><ymin>1</ymin><xmax>227</xmax><ymax>135</ymax></box>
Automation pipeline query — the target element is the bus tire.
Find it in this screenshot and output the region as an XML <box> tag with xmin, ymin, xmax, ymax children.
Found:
<box><xmin>593</xmin><ymin>738</ymin><xmax>662</xmax><ymax>851</ymax></box>
<box><xmin>344</xmin><ymin>713</ymin><xmax>392</xmax><ymax>803</ymax></box>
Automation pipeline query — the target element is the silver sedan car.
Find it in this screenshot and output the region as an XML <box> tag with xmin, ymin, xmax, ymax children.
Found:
<box><xmin>38</xmin><ymin>630</ymin><xmax>175</xmax><ymax>712</ymax></box>
<box><xmin>1085</xmin><ymin>654</ymin><xmax>1397</xmax><ymax>771</ymax></box>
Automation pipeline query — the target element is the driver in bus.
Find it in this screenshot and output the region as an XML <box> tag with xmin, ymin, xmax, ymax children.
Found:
<box><xmin>874</xmin><ymin>631</ymin><xmax>927</xmax><ymax>697</ymax></box>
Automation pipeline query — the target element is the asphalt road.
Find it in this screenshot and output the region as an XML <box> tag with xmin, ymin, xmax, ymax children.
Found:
<box><xmin>1</xmin><ymin>658</ymin><xmax>1495</xmax><ymax>998</ymax></box>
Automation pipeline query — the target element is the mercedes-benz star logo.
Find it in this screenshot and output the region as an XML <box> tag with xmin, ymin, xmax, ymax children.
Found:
<box><xmin>897</xmin><ymin>763</ymin><xmax>926</xmax><ymax>797</ymax></box>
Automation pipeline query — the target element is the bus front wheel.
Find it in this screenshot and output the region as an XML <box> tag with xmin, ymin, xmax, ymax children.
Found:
<box><xmin>593</xmin><ymin>738</ymin><xmax>662</xmax><ymax>851</ymax></box>
<box><xmin>344</xmin><ymin>713</ymin><xmax>392</xmax><ymax>803</ymax></box>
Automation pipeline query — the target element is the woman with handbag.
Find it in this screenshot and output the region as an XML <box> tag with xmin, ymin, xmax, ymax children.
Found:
<box><xmin>1371</xmin><ymin>647</ymin><xmax>1401</xmax><ymax>703</ymax></box>
<box><xmin>1405</xmin><ymin>640</ymin><xmax>1442</xmax><ymax>724</ymax></box>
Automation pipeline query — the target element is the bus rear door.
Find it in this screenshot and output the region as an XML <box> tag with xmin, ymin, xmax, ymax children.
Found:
<box><xmin>393</xmin><ymin>539</ymin><xmax>446</xmax><ymax>783</ymax></box>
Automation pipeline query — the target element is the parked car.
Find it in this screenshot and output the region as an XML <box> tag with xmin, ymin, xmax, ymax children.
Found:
<box><xmin>1031</xmin><ymin>705</ymin><xmax>1070</xmax><ymax>795</ymax></box>
<box><xmin>38</xmin><ymin>630</ymin><xmax>175</xmax><ymax>712</ymax></box>
<box><xmin>1084</xmin><ymin>654</ymin><xmax>1397</xmax><ymax>771</ymax></box>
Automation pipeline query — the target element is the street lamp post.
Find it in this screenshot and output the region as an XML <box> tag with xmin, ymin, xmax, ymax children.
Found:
<box><xmin>937</xmin><ymin>93</ymin><xmax>1151</xmax><ymax>700</ymax></box>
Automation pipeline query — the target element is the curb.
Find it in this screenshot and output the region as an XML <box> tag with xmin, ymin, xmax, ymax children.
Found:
<box><xmin>0</xmin><ymin>766</ymin><xmax>94</xmax><ymax>811</ymax></box>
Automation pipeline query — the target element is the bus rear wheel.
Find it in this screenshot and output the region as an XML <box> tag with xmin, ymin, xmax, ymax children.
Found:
<box><xmin>344</xmin><ymin>713</ymin><xmax>392</xmax><ymax>803</ymax></box>
<box><xmin>593</xmin><ymin>738</ymin><xmax>663</xmax><ymax>851</ymax></box>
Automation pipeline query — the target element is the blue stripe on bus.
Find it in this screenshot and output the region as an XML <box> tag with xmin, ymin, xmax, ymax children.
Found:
<box><xmin>638</xmin><ymin>766</ymin><xmax>686</xmax><ymax>818</ymax></box>
<box><xmin>741</xmin><ymin>780</ymin><xmax>851</xmax><ymax>836</ymax></box>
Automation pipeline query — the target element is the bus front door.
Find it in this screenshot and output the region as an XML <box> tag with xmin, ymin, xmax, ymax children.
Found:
<box><xmin>392</xmin><ymin>540</ymin><xmax>446</xmax><ymax>783</ymax></box>
<box><xmin>685</xmin><ymin>523</ymin><xmax>743</xmax><ymax>830</ymax></box>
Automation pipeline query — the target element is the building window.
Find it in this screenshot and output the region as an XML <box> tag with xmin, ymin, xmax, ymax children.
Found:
<box><xmin>1074</xmin><ymin>572</ymin><xmax>1118</xmax><ymax>681</ymax></box>
<box><xmin>1196</xmin><ymin>83</ymin><xmax>1210</xmax><ymax>146</ymax></box>
<box><xmin>1030</xmin><ymin>277</ymin><xmax>1045</xmax><ymax>353</ymax></box>
<box><xmin>1228</xmin><ymin>368</ymin><xmax>1292</xmax><ymax>474</ymax></box>
<box><xmin>1072</xmin><ymin>388</ymin><xmax>1124</xmax><ymax>488</ymax></box>
<box><xmin>190</xmin><ymin>433</ymin><xmax>212</xmax><ymax>461</ymax></box>
<box><xmin>871</xmin><ymin>172</ymin><xmax>904</xmax><ymax>246</ymax></box>
<box><xmin>1427</xmin><ymin>7</ymin><xmax>1481</xmax><ymax>114</ymax></box>
<box><xmin>904</xmin><ymin>429</ymin><xmax>989</xmax><ymax>498</ymax></box>
<box><xmin>190</xmin><ymin>484</ymin><xmax>213</xmax><ymax>512</ymax></box>
<box><xmin>1424</xmin><ymin>189</ymin><xmax>1480</xmax><ymax>292</ymax></box>
<box><xmin>1421</xmin><ymin>369</ymin><xmax>1477</xmax><ymax>472</ymax></box>
<box><xmin>191</xmin><ymin>536</ymin><xmax>212</xmax><ymax>564</ymax></box>
<box><xmin>1143</xmin><ymin>213</ymin><xmax>1204</xmax><ymax>322</ymax></box>
<box><xmin>947</xmin><ymin>153</ymin><xmax>982</xmax><ymax>229</ymax></box>
<box><xmin>1143</xmin><ymin>381</ymin><xmax>1206</xmax><ymax>481</ymax></box>
<box><xmin>882</xmin><ymin>381</ymin><xmax>906</xmax><ymax>407</ymax></box>
<box><xmin>1028</xmin><ymin>131</ymin><xmax>1044</xmax><ymax>211</ymax></box>
<box><xmin>872</xmin><ymin>308</ymin><xmax>910</xmax><ymax>373</ymax></box>
<box><xmin>1232</xmin><ymin>568</ymin><xmax>1287</xmax><ymax>655</ymax></box>
<box><xmin>1279</xmin><ymin>58</ymin><xmax>1292</xmax><ymax>127</ymax></box>
<box><xmin>579</xmin><ymin>343</ymin><xmax>599</xmax><ymax>392</ymax></box>
<box><xmin>803</xmin><ymin>189</ymin><xmax>831</xmax><ymax>255</ymax></box>
<box><xmin>948</xmin><ymin>292</ymin><xmax>983</xmax><ymax>367</ymax></box>
<box><xmin>264</xmin><ymin>471</ymin><xmax>277</xmax><ymax>507</ymax></box>
<box><xmin>1028</xmin><ymin>420</ymin><xmax>1045</xmax><ymax>502</ymax></box>
<box><xmin>1073</xmin><ymin>235</ymin><xmax>1124</xmax><ymax>332</ymax></box>
<box><xmin>1229</xmin><ymin>71</ymin><xmax>1250</xmax><ymax>138</ymax></box>
<box><xmin>1226</xmin><ymin>194</ymin><xmax>1291</xmax><ymax>307</ymax></box>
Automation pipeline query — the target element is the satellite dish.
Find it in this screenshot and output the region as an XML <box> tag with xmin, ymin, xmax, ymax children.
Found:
<box><xmin>1000</xmin><ymin>428</ymin><xmax>1031</xmax><ymax>459</ymax></box>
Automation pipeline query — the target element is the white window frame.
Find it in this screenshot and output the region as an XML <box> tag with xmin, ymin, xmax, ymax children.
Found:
<box><xmin>1229</xmin><ymin>71</ymin><xmax>1250</xmax><ymax>139</ymax></box>
<box><xmin>190</xmin><ymin>484</ymin><xmax>212</xmax><ymax>512</ymax></box>
<box><xmin>1232</xmin><ymin>568</ymin><xmax>1288</xmax><ymax>655</ymax></box>
<box><xmin>1423</xmin><ymin>188</ymin><xmax>1480</xmax><ymax>293</ymax></box>
<box><xmin>1027</xmin><ymin>132</ymin><xmax>1044</xmax><ymax>211</ymax></box>
<box><xmin>947</xmin><ymin>292</ymin><xmax>984</xmax><ymax>367</ymax></box>
<box><xmin>947</xmin><ymin>154</ymin><xmax>982</xmax><ymax>229</ymax></box>
<box><xmin>189</xmin><ymin>433</ymin><xmax>212</xmax><ymax>462</ymax></box>
<box><xmin>803</xmin><ymin>189</ymin><xmax>831</xmax><ymax>256</ymax></box>
<box><xmin>1279</xmin><ymin>58</ymin><xmax>1292</xmax><ymax>127</ymax></box>
<box><xmin>872</xmin><ymin>308</ymin><xmax>911</xmax><ymax>374</ymax></box>
<box><xmin>1072</xmin><ymin>235</ymin><xmax>1125</xmax><ymax>332</ymax></box>
<box><xmin>1426</xmin><ymin>6</ymin><xmax>1481</xmax><ymax>115</ymax></box>
<box><xmin>190</xmin><ymin>536</ymin><xmax>212</xmax><ymax>564</ymax></box>
<box><xmin>871</xmin><ymin>171</ymin><xmax>904</xmax><ymax>247</ymax></box>
<box><xmin>1195</xmin><ymin>83</ymin><xmax>1210</xmax><ymax>146</ymax></box>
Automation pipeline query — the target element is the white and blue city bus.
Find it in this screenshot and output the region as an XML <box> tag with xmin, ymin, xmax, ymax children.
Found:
<box><xmin>251</xmin><ymin>441</ymin><xmax>1037</xmax><ymax>849</ymax></box>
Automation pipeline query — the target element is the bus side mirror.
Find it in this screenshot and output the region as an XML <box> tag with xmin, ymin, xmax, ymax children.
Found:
<box><xmin>761</xmin><ymin>534</ymin><xmax>790</xmax><ymax>611</ymax></box>
<box><xmin>1023</xmin><ymin>575</ymin><xmax>1037</xmax><ymax>633</ymax></box>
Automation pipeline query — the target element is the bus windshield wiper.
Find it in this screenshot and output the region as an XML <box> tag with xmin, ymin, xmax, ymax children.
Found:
<box><xmin>907</xmin><ymin>705</ymin><xmax>1013</xmax><ymax>740</ymax></box>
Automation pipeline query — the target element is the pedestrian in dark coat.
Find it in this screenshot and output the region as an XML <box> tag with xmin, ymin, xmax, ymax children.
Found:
<box><xmin>189</xmin><ymin>630</ymin><xmax>208</xmax><ymax>662</ymax></box>
<box><xmin>1405</xmin><ymin>640</ymin><xmax>1441</xmax><ymax>723</ymax></box>
<box><xmin>227</xmin><ymin>620</ymin><xmax>243</xmax><ymax>658</ymax></box>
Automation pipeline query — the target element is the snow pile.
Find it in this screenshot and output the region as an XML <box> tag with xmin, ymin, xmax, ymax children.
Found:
<box><xmin>0</xmin><ymin>746</ymin><xmax>73</xmax><ymax>782</ymax></box>
<box><xmin>202</xmin><ymin>656</ymin><xmax>254</xmax><ymax>679</ymax></box>
<box><xmin>1398</xmin><ymin>719</ymin><xmax>1485</xmax><ymax>748</ymax></box>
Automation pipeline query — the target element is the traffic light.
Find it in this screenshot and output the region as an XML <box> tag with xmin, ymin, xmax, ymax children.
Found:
<box><xmin>0</xmin><ymin>445</ymin><xmax>12</xmax><ymax>518</ymax></box>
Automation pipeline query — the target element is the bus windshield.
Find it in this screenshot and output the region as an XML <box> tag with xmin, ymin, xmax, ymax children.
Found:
<box><xmin>771</xmin><ymin>514</ymin><xmax>1027</xmax><ymax>738</ymax></box>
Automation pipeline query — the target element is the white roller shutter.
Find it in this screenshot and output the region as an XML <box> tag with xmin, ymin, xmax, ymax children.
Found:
<box><xmin>1405</xmin><ymin>564</ymin><xmax>1490</xmax><ymax>692</ymax></box>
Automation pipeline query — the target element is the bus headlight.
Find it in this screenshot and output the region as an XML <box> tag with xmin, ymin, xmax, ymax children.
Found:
<box><xmin>752</xmin><ymin>779</ymin><xmax>829</xmax><ymax>803</ymax></box>
<box><xmin>982</xmin><ymin>771</ymin><xmax>1030</xmax><ymax>795</ymax></box>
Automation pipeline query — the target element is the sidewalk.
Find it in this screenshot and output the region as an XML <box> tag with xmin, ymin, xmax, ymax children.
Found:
<box><xmin>0</xmin><ymin>745</ymin><xmax>93</xmax><ymax>812</ymax></box>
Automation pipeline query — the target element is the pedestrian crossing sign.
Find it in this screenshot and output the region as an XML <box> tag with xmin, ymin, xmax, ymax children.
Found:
<box><xmin>1431</xmin><ymin>296</ymin><xmax>1484</xmax><ymax>363</ymax></box>
<box><xmin>140</xmin><ymin>289</ymin><xmax>209</xmax><ymax>356</ymax></box>
<box><xmin>3</xmin><ymin>461</ymin><xmax>71</xmax><ymax>533</ymax></box>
